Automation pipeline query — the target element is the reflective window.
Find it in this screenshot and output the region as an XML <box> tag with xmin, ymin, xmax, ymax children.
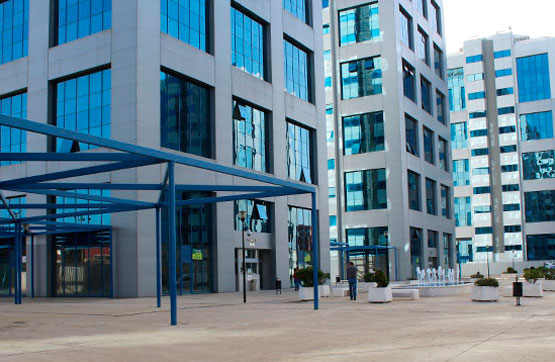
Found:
<box><xmin>161</xmin><ymin>71</ymin><xmax>210</xmax><ymax>157</ymax></box>
<box><xmin>517</xmin><ymin>53</ymin><xmax>551</xmax><ymax>102</ymax></box>
<box><xmin>430</xmin><ymin>0</ymin><xmax>441</xmax><ymax>35</ymax></box>
<box><xmin>423</xmin><ymin>126</ymin><xmax>434</xmax><ymax>164</ymax></box>
<box><xmin>410</xmin><ymin>227</ymin><xmax>423</xmax><ymax>270</ymax></box>
<box><xmin>522</xmin><ymin>150</ymin><xmax>554</xmax><ymax>180</ymax></box>
<box><xmin>441</xmin><ymin>185</ymin><xmax>451</xmax><ymax>219</ymax></box>
<box><xmin>234</xmin><ymin>199</ymin><xmax>271</xmax><ymax>233</ymax></box>
<box><xmin>403</xmin><ymin>60</ymin><xmax>416</xmax><ymax>101</ymax></box>
<box><xmin>439</xmin><ymin>137</ymin><xmax>448</xmax><ymax>171</ymax></box>
<box><xmin>231</xmin><ymin>7</ymin><xmax>265</xmax><ymax>80</ymax></box>
<box><xmin>426</xmin><ymin>178</ymin><xmax>437</xmax><ymax>215</ymax></box>
<box><xmin>502</xmin><ymin>184</ymin><xmax>519</xmax><ymax>192</ymax></box>
<box><xmin>499</xmin><ymin>126</ymin><xmax>516</xmax><ymax>134</ymax></box>
<box><xmin>417</xmin><ymin>27</ymin><xmax>429</xmax><ymax>65</ymax></box>
<box><xmin>0</xmin><ymin>195</ymin><xmax>25</xmax><ymax>224</ymax></box>
<box><xmin>55</xmin><ymin>69</ymin><xmax>111</xmax><ymax>151</ymax></box>
<box><xmin>343</xmin><ymin>111</ymin><xmax>384</xmax><ymax>155</ymax></box>
<box><xmin>418</xmin><ymin>0</ymin><xmax>428</xmax><ymax>18</ymax></box>
<box><xmin>344</xmin><ymin>169</ymin><xmax>387</xmax><ymax>211</ymax></box>
<box><xmin>501</xmin><ymin>164</ymin><xmax>518</xmax><ymax>173</ymax></box>
<box><xmin>466</xmin><ymin>54</ymin><xmax>482</xmax><ymax>64</ymax></box>
<box><xmin>475</xmin><ymin>227</ymin><xmax>492</xmax><ymax>235</ymax></box>
<box><xmin>451</xmin><ymin>122</ymin><xmax>467</xmax><ymax>149</ymax></box>
<box><xmin>468</xmin><ymin>91</ymin><xmax>485</xmax><ymax>100</ymax></box>
<box><xmin>408</xmin><ymin>170</ymin><xmax>421</xmax><ymax>211</ymax></box>
<box><xmin>233</xmin><ymin>100</ymin><xmax>268</xmax><ymax>172</ymax></box>
<box><xmin>56</xmin><ymin>189</ymin><xmax>111</xmax><ymax>226</ymax></box>
<box><xmin>436</xmin><ymin>90</ymin><xmax>446</xmax><ymax>124</ymax></box>
<box><xmin>495</xmin><ymin>68</ymin><xmax>512</xmax><ymax>77</ymax></box>
<box><xmin>428</xmin><ymin>230</ymin><xmax>438</xmax><ymax>248</ymax></box>
<box><xmin>0</xmin><ymin>91</ymin><xmax>27</xmax><ymax>166</ymax></box>
<box><xmin>322</xmin><ymin>24</ymin><xmax>330</xmax><ymax>34</ymax></box>
<box><xmin>472</xmin><ymin>167</ymin><xmax>489</xmax><ymax>175</ymax></box>
<box><xmin>504</xmin><ymin>225</ymin><xmax>521</xmax><ymax>233</ymax></box>
<box><xmin>443</xmin><ymin>233</ymin><xmax>452</xmax><ymax>266</ymax></box>
<box><xmin>474</xmin><ymin>205</ymin><xmax>491</xmax><ymax>214</ymax></box>
<box><xmin>494</xmin><ymin>49</ymin><xmax>511</xmax><ymax>58</ymax></box>
<box><xmin>346</xmin><ymin>227</ymin><xmax>388</xmax><ymax>247</ymax></box>
<box><xmin>497</xmin><ymin>87</ymin><xmax>514</xmax><ymax>96</ymax></box>
<box><xmin>284</xmin><ymin>39</ymin><xmax>310</xmax><ymax>102</ymax></box>
<box><xmin>469</xmin><ymin>111</ymin><xmax>486</xmax><ymax>119</ymax></box>
<box><xmin>421</xmin><ymin>76</ymin><xmax>432</xmax><ymax>114</ymax></box>
<box><xmin>520</xmin><ymin>111</ymin><xmax>553</xmax><ymax>141</ymax></box>
<box><xmin>470</xmin><ymin>129</ymin><xmax>487</xmax><ymax>137</ymax></box>
<box><xmin>405</xmin><ymin>114</ymin><xmax>419</xmax><ymax>156</ymax></box>
<box><xmin>525</xmin><ymin>190</ymin><xmax>555</xmax><ymax>223</ymax></box>
<box><xmin>339</xmin><ymin>2</ymin><xmax>379</xmax><ymax>46</ymax></box>
<box><xmin>57</xmin><ymin>0</ymin><xmax>111</xmax><ymax>45</ymax></box>
<box><xmin>503</xmin><ymin>203</ymin><xmax>520</xmax><ymax>211</ymax></box>
<box><xmin>500</xmin><ymin>145</ymin><xmax>516</xmax><ymax>153</ymax></box>
<box><xmin>434</xmin><ymin>44</ymin><xmax>444</xmax><ymax>79</ymax></box>
<box><xmin>340</xmin><ymin>56</ymin><xmax>382</xmax><ymax>100</ymax></box>
<box><xmin>161</xmin><ymin>0</ymin><xmax>206</xmax><ymax>50</ymax></box>
<box><xmin>322</xmin><ymin>0</ymin><xmax>329</xmax><ymax>8</ymax></box>
<box><xmin>448</xmin><ymin>68</ymin><xmax>465</xmax><ymax>111</ymax></box>
<box><xmin>526</xmin><ymin>234</ymin><xmax>555</xmax><ymax>261</ymax></box>
<box><xmin>288</xmin><ymin>206</ymin><xmax>312</xmax><ymax>275</ymax></box>
<box><xmin>283</xmin><ymin>0</ymin><xmax>307</xmax><ymax>23</ymax></box>
<box><xmin>0</xmin><ymin>0</ymin><xmax>28</xmax><ymax>64</ymax></box>
<box><xmin>467</xmin><ymin>73</ymin><xmax>484</xmax><ymax>82</ymax></box>
<box><xmin>473</xmin><ymin>186</ymin><xmax>490</xmax><ymax>194</ymax></box>
<box><xmin>498</xmin><ymin>106</ymin><xmax>515</xmax><ymax>115</ymax></box>
<box><xmin>287</xmin><ymin>121</ymin><xmax>313</xmax><ymax>183</ymax></box>
<box><xmin>327</xmin><ymin>159</ymin><xmax>335</xmax><ymax>170</ymax></box>
<box><xmin>454</xmin><ymin>197</ymin><xmax>471</xmax><ymax>226</ymax></box>
<box><xmin>399</xmin><ymin>7</ymin><xmax>413</xmax><ymax>49</ymax></box>
<box><xmin>472</xmin><ymin>148</ymin><xmax>489</xmax><ymax>156</ymax></box>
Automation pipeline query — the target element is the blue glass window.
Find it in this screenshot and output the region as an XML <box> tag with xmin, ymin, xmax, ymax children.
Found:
<box><xmin>472</xmin><ymin>148</ymin><xmax>488</xmax><ymax>156</ymax></box>
<box><xmin>500</xmin><ymin>145</ymin><xmax>516</xmax><ymax>153</ymax></box>
<box><xmin>430</xmin><ymin>0</ymin><xmax>441</xmax><ymax>35</ymax></box>
<box><xmin>526</xmin><ymin>234</ymin><xmax>555</xmax><ymax>261</ymax></box>
<box><xmin>472</xmin><ymin>167</ymin><xmax>489</xmax><ymax>175</ymax></box>
<box><xmin>504</xmin><ymin>225</ymin><xmax>521</xmax><ymax>233</ymax></box>
<box><xmin>426</xmin><ymin>178</ymin><xmax>437</xmax><ymax>215</ymax></box>
<box><xmin>322</xmin><ymin>24</ymin><xmax>330</xmax><ymax>34</ymax></box>
<box><xmin>469</xmin><ymin>111</ymin><xmax>486</xmax><ymax>119</ymax></box>
<box><xmin>470</xmin><ymin>129</ymin><xmax>487</xmax><ymax>137</ymax></box>
<box><xmin>283</xmin><ymin>0</ymin><xmax>307</xmax><ymax>23</ymax></box>
<box><xmin>234</xmin><ymin>199</ymin><xmax>271</xmax><ymax>233</ymax></box>
<box><xmin>434</xmin><ymin>44</ymin><xmax>444</xmax><ymax>79</ymax></box>
<box><xmin>0</xmin><ymin>91</ymin><xmax>27</xmax><ymax>166</ymax></box>
<box><xmin>161</xmin><ymin>71</ymin><xmax>210</xmax><ymax>157</ymax></box>
<box><xmin>329</xmin><ymin>215</ymin><xmax>336</xmax><ymax>226</ymax></box>
<box><xmin>423</xmin><ymin>126</ymin><xmax>434</xmax><ymax>164</ymax></box>
<box><xmin>468</xmin><ymin>91</ymin><xmax>485</xmax><ymax>100</ymax></box>
<box><xmin>322</xmin><ymin>0</ymin><xmax>329</xmax><ymax>8</ymax></box>
<box><xmin>499</xmin><ymin>126</ymin><xmax>516</xmax><ymax>134</ymax></box>
<box><xmin>495</xmin><ymin>68</ymin><xmax>512</xmax><ymax>77</ymax></box>
<box><xmin>57</xmin><ymin>0</ymin><xmax>111</xmax><ymax>45</ymax></box>
<box><xmin>343</xmin><ymin>111</ymin><xmax>384</xmax><ymax>155</ymax></box>
<box><xmin>439</xmin><ymin>137</ymin><xmax>448</xmax><ymax>171</ymax></box>
<box><xmin>454</xmin><ymin>197</ymin><xmax>471</xmax><ymax>226</ymax></box>
<box><xmin>452</xmin><ymin>159</ymin><xmax>469</xmax><ymax>186</ymax></box>
<box><xmin>447</xmin><ymin>68</ymin><xmax>465</xmax><ymax>111</ymax></box>
<box><xmin>408</xmin><ymin>170</ymin><xmax>421</xmax><ymax>211</ymax></box>
<box><xmin>284</xmin><ymin>39</ymin><xmax>310</xmax><ymax>102</ymax></box>
<box><xmin>410</xmin><ymin>227</ymin><xmax>423</xmax><ymax>269</ymax></box>
<box><xmin>503</xmin><ymin>203</ymin><xmax>520</xmax><ymax>211</ymax></box>
<box><xmin>496</xmin><ymin>87</ymin><xmax>513</xmax><ymax>96</ymax></box>
<box><xmin>517</xmin><ymin>53</ymin><xmax>551</xmax><ymax>102</ymax></box>
<box><xmin>520</xmin><ymin>111</ymin><xmax>553</xmax><ymax>141</ymax></box>
<box><xmin>231</xmin><ymin>7</ymin><xmax>265</xmax><ymax>80</ymax></box>
<box><xmin>475</xmin><ymin>227</ymin><xmax>492</xmax><ymax>235</ymax></box>
<box><xmin>418</xmin><ymin>0</ymin><xmax>428</xmax><ymax>18</ymax></box>
<box><xmin>0</xmin><ymin>0</ymin><xmax>28</xmax><ymax>64</ymax></box>
<box><xmin>502</xmin><ymin>184</ymin><xmax>519</xmax><ymax>192</ymax></box>
<box><xmin>466</xmin><ymin>54</ymin><xmax>483</xmax><ymax>64</ymax></box>
<box><xmin>56</xmin><ymin>69</ymin><xmax>111</xmax><ymax>151</ymax></box>
<box><xmin>474</xmin><ymin>205</ymin><xmax>491</xmax><ymax>214</ymax></box>
<box><xmin>345</xmin><ymin>168</ymin><xmax>387</xmax><ymax>211</ymax></box>
<box><xmin>451</xmin><ymin>122</ymin><xmax>468</xmax><ymax>149</ymax></box>
<box><xmin>525</xmin><ymin>190</ymin><xmax>555</xmax><ymax>223</ymax></box>
<box><xmin>403</xmin><ymin>60</ymin><xmax>416</xmax><ymax>101</ymax></box>
<box><xmin>328</xmin><ymin>187</ymin><xmax>336</xmax><ymax>198</ymax></box>
<box><xmin>467</xmin><ymin>73</ymin><xmax>484</xmax><ymax>82</ymax></box>
<box><xmin>288</xmin><ymin>206</ymin><xmax>312</xmax><ymax>272</ymax></box>
<box><xmin>325</xmin><ymin>77</ymin><xmax>332</xmax><ymax>88</ymax></box>
<box><xmin>417</xmin><ymin>27</ymin><xmax>429</xmax><ymax>65</ymax></box>
<box><xmin>0</xmin><ymin>195</ymin><xmax>25</xmax><ymax>222</ymax></box>
<box><xmin>56</xmin><ymin>189</ymin><xmax>111</xmax><ymax>226</ymax></box>
<box><xmin>494</xmin><ymin>49</ymin><xmax>511</xmax><ymax>58</ymax></box>
<box><xmin>441</xmin><ymin>185</ymin><xmax>451</xmax><ymax>218</ymax></box>
<box><xmin>341</xmin><ymin>56</ymin><xmax>382</xmax><ymax>99</ymax></box>
<box><xmin>161</xmin><ymin>0</ymin><xmax>207</xmax><ymax>51</ymax></box>
<box><xmin>501</xmin><ymin>164</ymin><xmax>518</xmax><ymax>173</ymax></box>
<box><xmin>476</xmin><ymin>246</ymin><xmax>493</xmax><ymax>252</ymax></box>
<box><xmin>346</xmin><ymin>227</ymin><xmax>389</xmax><ymax>247</ymax></box>
<box><xmin>522</xmin><ymin>150</ymin><xmax>554</xmax><ymax>180</ymax></box>
<box><xmin>498</xmin><ymin>107</ymin><xmax>514</xmax><ymax>115</ymax></box>
<box><xmin>437</xmin><ymin>90</ymin><xmax>446</xmax><ymax>124</ymax></box>
<box><xmin>327</xmin><ymin>159</ymin><xmax>335</xmax><ymax>170</ymax></box>
<box><xmin>405</xmin><ymin>114</ymin><xmax>419</xmax><ymax>156</ymax></box>
<box><xmin>399</xmin><ymin>7</ymin><xmax>413</xmax><ymax>49</ymax></box>
<box><xmin>428</xmin><ymin>230</ymin><xmax>438</xmax><ymax>248</ymax></box>
<box><xmin>233</xmin><ymin>100</ymin><xmax>268</xmax><ymax>172</ymax></box>
<box><xmin>421</xmin><ymin>76</ymin><xmax>432</xmax><ymax>114</ymax></box>
<box><xmin>339</xmin><ymin>2</ymin><xmax>379</xmax><ymax>46</ymax></box>
<box><xmin>473</xmin><ymin>186</ymin><xmax>490</xmax><ymax>194</ymax></box>
<box><xmin>287</xmin><ymin>121</ymin><xmax>313</xmax><ymax>183</ymax></box>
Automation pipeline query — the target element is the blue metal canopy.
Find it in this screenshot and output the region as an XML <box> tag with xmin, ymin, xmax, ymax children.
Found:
<box><xmin>0</xmin><ymin>114</ymin><xmax>321</xmax><ymax>325</ymax></box>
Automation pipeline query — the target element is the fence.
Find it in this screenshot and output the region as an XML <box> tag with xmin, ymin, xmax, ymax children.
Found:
<box><xmin>460</xmin><ymin>260</ymin><xmax>552</xmax><ymax>277</ymax></box>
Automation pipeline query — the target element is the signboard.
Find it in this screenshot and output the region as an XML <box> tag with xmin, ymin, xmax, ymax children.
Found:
<box><xmin>304</xmin><ymin>254</ymin><xmax>311</xmax><ymax>262</ymax></box>
<box><xmin>192</xmin><ymin>249</ymin><xmax>203</xmax><ymax>261</ymax></box>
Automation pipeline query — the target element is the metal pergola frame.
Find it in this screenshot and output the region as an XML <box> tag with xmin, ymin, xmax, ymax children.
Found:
<box><xmin>0</xmin><ymin>114</ymin><xmax>321</xmax><ymax>325</ymax></box>
<box><xmin>330</xmin><ymin>242</ymin><xmax>398</xmax><ymax>281</ymax></box>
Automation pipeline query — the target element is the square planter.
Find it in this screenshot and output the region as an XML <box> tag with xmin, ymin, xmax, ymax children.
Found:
<box><xmin>471</xmin><ymin>286</ymin><xmax>498</xmax><ymax>302</ymax></box>
<box><xmin>298</xmin><ymin>285</ymin><xmax>330</xmax><ymax>300</ymax></box>
<box><xmin>543</xmin><ymin>279</ymin><xmax>555</xmax><ymax>291</ymax></box>
<box><xmin>523</xmin><ymin>282</ymin><xmax>543</xmax><ymax>297</ymax></box>
<box><xmin>320</xmin><ymin>285</ymin><xmax>331</xmax><ymax>297</ymax></box>
<box><xmin>368</xmin><ymin>286</ymin><xmax>392</xmax><ymax>303</ymax></box>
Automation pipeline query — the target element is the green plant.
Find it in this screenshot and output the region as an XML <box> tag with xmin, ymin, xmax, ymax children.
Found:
<box><xmin>470</xmin><ymin>272</ymin><xmax>484</xmax><ymax>279</ymax></box>
<box><xmin>296</xmin><ymin>267</ymin><xmax>330</xmax><ymax>287</ymax></box>
<box><xmin>474</xmin><ymin>277</ymin><xmax>499</xmax><ymax>287</ymax></box>
<box><xmin>544</xmin><ymin>269</ymin><xmax>555</xmax><ymax>280</ymax></box>
<box><xmin>503</xmin><ymin>267</ymin><xmax>517</xmax><ymax>274</ymax></box>
<box><xmin>363</xmin><ymin>272</ymin><xmax>375</xmax><ymax>283</ymax></box>
<box><xmin>373</xmin><ymin>270</ymin><xmax>389</xmax><ymax>288</ymax></box>
<box><xmin>523</xmin><ymin>268</ymin><xmax>543</xmax><ymax>284</ymax></box>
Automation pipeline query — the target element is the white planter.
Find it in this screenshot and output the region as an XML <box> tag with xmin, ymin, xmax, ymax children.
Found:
<box><xmin>368</xmin><ymin>286</ymin><xmax>392</xmax><ymax>303</ymax></box>
<box><xmin>543</xmin><ymin>280</ymin><xmax>555</xmax><ymax>291</ymax></box>
<box><xmin>523</xmin><ymin>282</ymin><xmax>543</xmax><ymax>297</ymax></box>
<box><xmin>298</xmin><ymin>285</ymin><xmax>330</xmax><ymax>300</ymax></box>
<box><xmin>471</xmin><ymin>286</ymin><xmax>498</xmax><ymax>302</ymax></box>
<box><xmin>357</xmin><ymin>282</ymin><xmax>377</xmax><ymax>290</ymax></box>
<box><xmin>319</xmin><ymin>285</ymin><xmax>331</xmax><ymax>297</ymax></box>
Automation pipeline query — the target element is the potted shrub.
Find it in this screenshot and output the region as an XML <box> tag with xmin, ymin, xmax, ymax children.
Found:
<box><xmin>522</xmin><ymin>268</ymin><xmax>543</xmax><ymax>297</ymax></box>
<box><xmin>502</xmin><ymin>267</ymin><xmax>518</xmax><ymax>275</ymax></box>
<box><xmin>358</xmin><ymin>272</ymin><xmax>377</xmax><ymax>290</ymax></box>
<box><xmin>368</xmin><ymin>270</ymin><xmax>392</xmax><ymax>303</ymax></box>
<box><xmin>297</xmin><ymin>267</ymin><xmax>331</xmax><ymax>300</ymax></box>
<box><xmin>470</xmin><ymin>272</ymin><xmax>484</xmax><ymax>279</ymax></box>
<box><xmin>471</xmin><ymin>277</ymin><xmax>499</xmax><ymax>302</ymax></box>
<box><xmin>543</xmin><ymin>269</ymin><xmax>555</xmax><ymax>291</ymax></box>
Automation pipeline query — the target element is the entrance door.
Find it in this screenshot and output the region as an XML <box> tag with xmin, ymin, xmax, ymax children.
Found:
<box><xmin>0</xmin><ymin>242</ymin><xmax>14</xmax><ymax>296</ymax></box>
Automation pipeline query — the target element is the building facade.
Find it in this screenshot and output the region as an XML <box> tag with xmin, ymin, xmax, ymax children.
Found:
<box><xmin>0</xmin><ymin>0</ymin><xmax>329</xmax><ymax>297</ymax></box>
<box><xmin>323</xmin><ymin>0</ymin><xmax>455</xmax><ymax>281</ymax></box>
<box><xmin>448</xmin><ymin>33</ymin><xmax>555</xmax><ymax>264</ymax></box>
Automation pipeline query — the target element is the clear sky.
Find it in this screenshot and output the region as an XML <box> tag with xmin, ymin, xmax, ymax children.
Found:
<box><xmin>443</xmin><ymin>0</ymin><xmax>555</xmax><ymax>54</ymax></box>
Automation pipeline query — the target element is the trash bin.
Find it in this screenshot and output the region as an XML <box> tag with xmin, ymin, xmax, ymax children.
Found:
<box><xmin>275</xmin><ymin>278</ymin><xmax>282</xmax><ymax>294</ymax></box>
<box><xmin>513</xmin><ymin>281</ymin><xmax>523</xmax><ymax>297</ymax></box>
<box><xmin>335</xmin><ymin>275</ymin><xmax>341</xmax><ymax>283</ymax></box>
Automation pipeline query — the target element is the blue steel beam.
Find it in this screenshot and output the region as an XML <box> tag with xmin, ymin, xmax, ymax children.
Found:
<box><xmin>0</xmin><ymin>153</ymin><xmax>157</xmax><ymax>162</ymax></box>
<box><xmin>0</xmin><ymin>191</ymin><xmax>17</xmax><ymax>221</ymax></box>
<box><xmin>29</xmin><ymin>219</ymin><xmax>111</xmax><ymax>230</ymax></box>
<box><xmin>168</xmin><ymin>162</ymin><xmax>177</xmax><ymax>326</ymax></box>
<box><xmin>159</xmin><ymin>189</ymin><xmax>306</xmax><ymax>208</ymax></box>
<box><xmin>0</xmin><ymin>115</ymin><xmax>314</xmax><ymax>193</ymax></box>
<box><xmin>156</xmin><ymin>207</ymin><xmax>161</xmax><ymax>308</ymax></box>
<box><xmin>0</xmin><ymin>203</ymin><xmax>110</xmax><ymax>209</ymax></box>
<box><xmin>311</xmin><ymin>192</ymin><xmax>319</xmax><ymax>310</ymax></box>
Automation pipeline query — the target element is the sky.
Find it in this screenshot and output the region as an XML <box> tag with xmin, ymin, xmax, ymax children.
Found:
<box><xmin>443</xmin><ymin>0</ymin><xmax>555</xmax><ymax>53</ymax></box>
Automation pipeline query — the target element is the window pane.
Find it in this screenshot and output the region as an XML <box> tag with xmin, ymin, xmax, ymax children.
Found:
<box><xmin>161</xmin><ymin>0</ymin><xmax>207</xmax><ymax>51</ymax></box>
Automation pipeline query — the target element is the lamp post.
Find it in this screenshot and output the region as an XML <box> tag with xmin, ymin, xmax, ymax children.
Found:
<box><xmin>511</xmin><ymin>249</ymin><xmax>516</xmax><ymax>271</ymax></box>
<box><xmin>238</xmin><ymin>210</ymin><xmax>248</xmax><ymax>303</ymax></box>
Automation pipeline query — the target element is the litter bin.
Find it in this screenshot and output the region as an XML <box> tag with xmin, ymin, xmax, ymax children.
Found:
<box><xmin>335</xmin><ymin>275</ymin><xmax>341</xmax><ymax>284</ymax></box>
<box><xmin>275</xmin><ymin>278</ymin><xmax>282</xmax><ymax>294</ymax></box>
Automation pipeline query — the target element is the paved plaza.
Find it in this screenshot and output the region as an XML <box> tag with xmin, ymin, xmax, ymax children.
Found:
<box><xmin>1</xmin><ymin>278</ymin><xmax>554</xmax><ymax>362</ymax></box>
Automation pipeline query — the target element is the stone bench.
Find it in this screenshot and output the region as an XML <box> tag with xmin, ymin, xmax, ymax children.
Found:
<box><xmin>392</xmin><ymin>288</ymin><xmax>420</xmax><ymax>300</ymax></box>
